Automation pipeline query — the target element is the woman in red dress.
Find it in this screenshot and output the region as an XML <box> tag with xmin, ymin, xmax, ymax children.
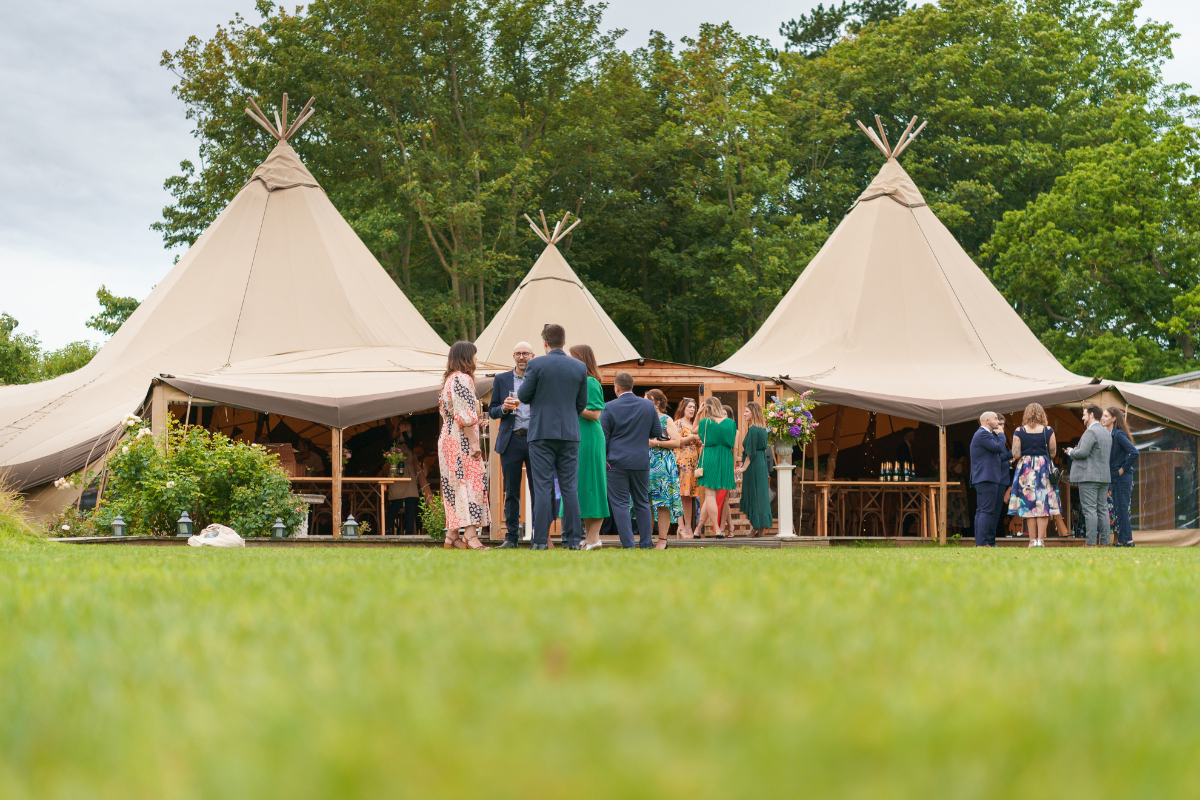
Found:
<box><xmin>438</xmin><ymin>341</ymin><xmax>490</xmax><ymax>550</ymax></box>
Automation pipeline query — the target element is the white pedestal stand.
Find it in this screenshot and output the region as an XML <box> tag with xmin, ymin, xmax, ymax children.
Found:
<box><xmin>775</xmin><ymin>464</ymin><xmax>797</xmax><ymax>539</ymax></box>
<box><xmin>294</xmin><ymin>494</ymin><xmax>326</xmax><ymax>537</ymax></box>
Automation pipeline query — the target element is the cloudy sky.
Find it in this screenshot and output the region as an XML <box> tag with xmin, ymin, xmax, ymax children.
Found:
<box><xmin>1</xmin><ymin>0</ymin><xmax>1197</xmax><ymax>349</ymax></box>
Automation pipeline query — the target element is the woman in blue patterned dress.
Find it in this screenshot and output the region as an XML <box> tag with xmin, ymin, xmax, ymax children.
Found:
<box><xmin>645</xmin><ymin>389</ymin><xmax>683</xmax><ymax>549</ymax></box>
<box><xmin>1007</xmin><ymin>402</ymin><xmax>1059</xmax><ymax>548</ymax></box>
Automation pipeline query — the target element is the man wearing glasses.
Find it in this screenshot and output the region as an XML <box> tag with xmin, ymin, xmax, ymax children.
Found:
<box><xmin>489</xmin><ymin>342</ymin><xmax>536</xmax><ymax>548</ymax></box>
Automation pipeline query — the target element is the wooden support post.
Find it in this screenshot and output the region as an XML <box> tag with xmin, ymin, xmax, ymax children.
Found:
<box><xmin>522</xmin><ymin>466</ymin><xmax>533</xmax><ymax>541</ymax></box>
<box><xmin>150</xmin><ymin>382</ymin><xmax>167</xmax><ymax>441</ymax></box>
<box><xmin>380</xmin><ymin>482</ymin><xmax>386</xmax><ymax>537</ymax></box>
<box><xmin>331</xmin><ymin>427</ymin><xmax>343</xmax><ymax>537</ymax></box>
<box><xmin>488</xmin><ymin>418</ymin><xmax>503</xmax><ymax>541</ymax></box>
<box><xmin>938</xmin><ymin>425</ymin><xmax>948</xmax><ymax>544</ymax></box>
<box><xmin>825</xmin><ymin>405</ymin><xmax>846</xmax><ymax>479</ymax></box>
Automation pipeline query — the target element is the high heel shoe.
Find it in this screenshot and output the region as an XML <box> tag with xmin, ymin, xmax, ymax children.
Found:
<box><xmin>463</xmin><ymin>535</ymin><xmax>490</xmax><ymax>550</ymax></box>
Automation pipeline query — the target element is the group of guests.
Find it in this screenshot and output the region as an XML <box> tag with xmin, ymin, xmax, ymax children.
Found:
<box><xmin>434</xmin><ymin>323</ymin><xmax>775</xmax><ymax>550</ymax></box>
<box><xmin>970</xmin><ymin>402</ymin><xmax>1139</xmax><ymax>548</ymax></box>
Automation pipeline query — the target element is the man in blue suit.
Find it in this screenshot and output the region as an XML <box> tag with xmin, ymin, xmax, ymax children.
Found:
<box><xmin>601</xmin><ymin>372</ymin><xmax>662</xmax><ymax>549</ymax></box>
<box><xmin>517</xmin><ymin>324</ymin><xmax>589</xmax><ymax>550</ymax></box>
<box><xmin>971</xmin><ymin>411</ymin><xmax>1009</xmax><ymax>547</ymax></box>
<box><xmin>488</xmin><ymin>341</ymin><xmax>536</xmax><ymax>549</ymax></box>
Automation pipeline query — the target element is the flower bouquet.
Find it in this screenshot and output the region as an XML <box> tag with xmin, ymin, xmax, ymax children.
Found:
<box><xmin>384</xmin><ymin>442</ymin><xmax>408</xmax><ymax>476</ymax></box>
<box><xmin>764</xmin><ymin>391</ymin><xmax>819</xmax><ymax>464</ymax></box>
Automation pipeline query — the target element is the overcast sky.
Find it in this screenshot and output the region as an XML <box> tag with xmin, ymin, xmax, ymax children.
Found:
<box><xmin>1</xmin><ymin>0</ymin><xmax>1197</xmax><ymax>349</ymax></box>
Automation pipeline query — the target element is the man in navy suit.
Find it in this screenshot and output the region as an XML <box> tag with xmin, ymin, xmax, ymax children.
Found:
<box><xmin>971</xmin><ymin>411</ymin><xmax>1009</xmax><ymax>547</ymax></box>
<box><xmin>601</xmin><ymin>372</ymin><xmax>663</xmax><ymax>549</ymax></box>
<box><xmin>517</xmin><ymin>324</ymin><xmax>588</xmax><ymax>549</ymax></box>
<box><xmin>488</xmin><ymin>341</ymin><xmax>536</xmax><ymax>549</ymax></box>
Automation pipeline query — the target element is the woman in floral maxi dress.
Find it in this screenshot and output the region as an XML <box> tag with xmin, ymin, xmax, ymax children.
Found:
<box><xmin>645</xmin><ymin>390</ymin><xmax>684</xmax><ymax>549</ymax></box>
<box><xmin>437</xmin><ymin>341</ymin><xmax>490</xmax><ymax>550</ymax></box>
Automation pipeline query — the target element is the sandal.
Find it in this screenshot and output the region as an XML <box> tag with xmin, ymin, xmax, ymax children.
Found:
<box><xmin>464</xmin><ymin>535</ymin><xmax>490</xmax><ymax>551</ymax></box>
<box><xmin>444</xmin><ymin>534</ymin><xmax>465</xmax><ymax>550</ymax></box>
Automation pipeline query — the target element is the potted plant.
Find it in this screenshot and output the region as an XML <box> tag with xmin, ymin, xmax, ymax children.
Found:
<box><xmin>764</xmin><ymin>391</ymin><xmax>819</xmax><ymax>464</ymax></box>
<box><xmin>383</xmin><ymin>443</ymin><xmax>407</xmax><ymax>477</ymax></box>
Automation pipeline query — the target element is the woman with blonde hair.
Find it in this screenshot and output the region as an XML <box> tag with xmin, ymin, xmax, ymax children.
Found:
<box><xmin>1007</xmin><ymin>402</ymin><xmax>1059</xmax><ymax>547</ymax></box>
<box><xmin>673</xmin><ymin>397</ymin><xmax>701</xmax><ymax>536</ymax></box>
<box><xmin>694</xmin><ymin>397</ymin><xmax>736</xmax><ymax>537</ymax></box>
<box><xmin>645</xmin><ymin>389</ymin><xmax>684</xmax><ymax>548</ymax></box>
<box><xmin>569</xmin><ymin>344</ymin><xmax>609</xmax><ymax>550</ymax></box>
<box><xmin>437</xmin><ymin>341</ymin><xmax>490</xmax><ymax>549</ymax></box>
<box><xmin>736</xmin><ymin>401</ymin><xmax>773</xmax><ymax>536</ymax></box>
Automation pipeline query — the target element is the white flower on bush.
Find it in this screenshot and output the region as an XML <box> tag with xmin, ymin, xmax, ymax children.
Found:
<box><xmin>121</xmin><ymin>446</ymin><xmax>130</xmax><ymax>454</ymax></box>
<box><xmin>61</xmin><ymin>524</ymin><xmax>70</xmax><ymax>531</ymax></box>
<box><xmin>121</xmin><ymin>413</ymin><xmax>141</xmax><ymax>428</ymax></box>
<box><xmin>53</xmin><ymin>477</ymin><xmax>70</xmax><ymax>490</ymax></box>
<box><xmin>135</xmin><ymin>427</ymin><xmax>153</xmax><ymax>439</ymax></box>
<box><xmin>165</xmin><ymin>481</ymin><xmax>176</xmax><ymax>488</ymax></box>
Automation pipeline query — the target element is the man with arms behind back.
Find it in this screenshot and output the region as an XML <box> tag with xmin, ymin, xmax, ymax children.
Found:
<box><xmin>601</xmin><ymin>373</ymin><xmax>662</xmax><ymax>549</ymax></box>
<box><xmin>517</xmin><ymin>324</ymin><xmax>588</xmax><ymax>550</ymax></box>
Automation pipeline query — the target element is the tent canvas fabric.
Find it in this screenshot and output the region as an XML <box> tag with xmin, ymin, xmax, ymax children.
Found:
<box><xmin>474</xmin><ymin>241</ymin><xmax>639</xmax><ymax>365</ymax></box>
<box><xmin>1</xmin><ymin>140</ymin><xmax>455</xmax><ymax>490</ymax></box>
<box><xmin>718</xmin><ymin>157</ymin><xmax>1100</xmax><ymax>424</ymax></box>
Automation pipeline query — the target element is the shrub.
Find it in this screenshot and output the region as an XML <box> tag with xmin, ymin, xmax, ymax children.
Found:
<box><xmin>84</xmin><ymin>418</ymin><xmax>303</xmax><ymax>537</ymax></box>
<box><xmin>0</xmin><ymin>480</ymin><xmax>43</xmax><ymax>544</ymax></box>
<box><xmin>44</xmin><ymin>506</ymin><xmax>101</xmax><ymax>538</ymax></box>
<box><xmin>419</xmin><ymin>494</ymin><xmax>446</xmax><ymax>539</ymax></box>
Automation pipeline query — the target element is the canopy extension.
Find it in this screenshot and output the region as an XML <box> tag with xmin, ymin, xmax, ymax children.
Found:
<box><xmin>856</xmin><ymin>114</ymin><xmax>927</xmax><ymax>159</ymax></box>
<box><xmin>245</xmin><ymin>93</ymin><xmax>316</xmax><ymax>142</ymax></box>
<box><xmin>522</xmin><ymin>210</ymin><xmax>581</xmax><ymax>245</ymax></box>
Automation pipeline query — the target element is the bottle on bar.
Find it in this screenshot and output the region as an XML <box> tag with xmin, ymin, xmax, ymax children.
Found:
<box><xmin>881</xmin><ymin>461</ymin><xmax>889</xmax><ymax>481</ymax></box>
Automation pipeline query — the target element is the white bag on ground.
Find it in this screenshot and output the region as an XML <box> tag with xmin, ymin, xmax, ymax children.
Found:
<box><xmin>188</xmin><ymin>523</ymin><xmax>245</xmax><ymax>548</ymax></box>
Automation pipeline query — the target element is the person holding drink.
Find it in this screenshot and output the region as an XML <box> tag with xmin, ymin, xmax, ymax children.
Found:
<box><xmin>488</xmin><ymin>341</ymin><xmax>537</xmax><ymax>549</ymax></box>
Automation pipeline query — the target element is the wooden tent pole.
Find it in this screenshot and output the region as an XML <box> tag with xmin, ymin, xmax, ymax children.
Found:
<box><xmin>825</xmin><ymin>405</ymin><xmax>846</xmax><ymax>479</ymax></box>
<box><xmin>874</xmin><ymin>115</ymin><xmax>892</xmax><ymax>156</ymax></box>
<box><xmin>939</xmin><ymin>425</ymin><xmax>948</xmax><ymax>544</ymax></box>
<box><xmin>332</xmin><ymin>427</ymin><xmax>343</xmax><ymax>537</ymax></box>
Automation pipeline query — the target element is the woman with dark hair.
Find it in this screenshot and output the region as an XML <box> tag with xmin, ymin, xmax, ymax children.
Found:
<box><xmin>1103</xmin><ymin>406</ymin><xmax>1139</xmax><ymax>547</ymax></box>
<box><xmin>569</xmin><ymin>344</ymin><xmax>609</xmax><ymax>550</ymax></box>
<box><xmin>645</xmin><ymin>389</ymin><xmax>683</xmax><ymax>548</ymax></box>
<box><xmin>437</xmin><ymin>341</ymin><xmax>490</xmax><ymax>549</ymax></box>
<box><xmin>735</xmin><ymin>401</ymin><xmax>772</xmax><ymax>536</ymax></box>
<box><xmin>673</xmin><ymin>397</ymin><xmax>700</xmax><ymax>537</ymax></box>
<box><xmin>1007</xmin><ymin>402</ymin><xmax>1059</xmax><ymax>547</ymax></box>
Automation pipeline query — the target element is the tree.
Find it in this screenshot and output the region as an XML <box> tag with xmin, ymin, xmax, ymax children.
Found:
<box><xmin>780</xmin><ymin>0</ymin><xmax>908</xmax><ymax>57</ymax></box>
<box><xmin>0</xmin><ymin>314</ymin><xmax>41</xmax><ymax>385</ymax></box>
<box><xmin>86</xmin><ymin>286</ymin><xmax>141</xmax><ymax>336</ymax></box>
<box><xmin>40</xmin><ymin>341</ymin><xmax>100</xmax><ymax>381</ymax></box>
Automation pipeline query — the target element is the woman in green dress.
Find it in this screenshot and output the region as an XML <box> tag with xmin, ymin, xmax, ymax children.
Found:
<box><xmin>736</xmin><ymin>401</ymin><xmax>772</xmax><ymax>536</ymax></box>
<box><xmin>570</xmin><ymin>345</ymin><xmax>608</xmax><ymax>549</ymax></box>
<box><xmin>694</xmin><ymin>396</ymin><xmax>736</xmax><ymax>538</ymax></box>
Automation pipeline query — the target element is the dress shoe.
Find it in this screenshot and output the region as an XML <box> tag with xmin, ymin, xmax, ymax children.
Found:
<box><xmin>531</xmin><ymin>543</ymin><xmax>549</xmax><ymax>550</ymax></box>
<box><xmin>495</xmin><ymin>540</ymin><xmax>520</xmax><ymax>549</ymax></box>
<box><xmin>584</xmin><ymin>540</ymin><xmax>603</xmax><ymax>551</ymax></box>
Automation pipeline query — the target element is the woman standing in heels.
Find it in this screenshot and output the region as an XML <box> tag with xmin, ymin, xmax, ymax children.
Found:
<box><xmin>569</xmin><ymin>344</ymin><xmax>609</xmax><ymax>550</ymax></box>
<box><xmin>735</xmin><ymin>401</ymin><xmax>772</xmax><ymax>536</ymax></box>
<box><xmin>673</xmin><ymin>397</ymin><xmax>701</xmax><ymax>537</ymax></box>
<box><xmin>437</xmin><ymin>341</ymin><xmax>490</xmax><ymax>550</ymax></box>
<box><xmin>645</xmin><ymin>389</ymin><xmax>684</xmax><ymax>548</ymax></box>
<box><xmin>1007</xmin><ymin>402</ymin><xmax>1059</xmax><ymax>548</ymax></box>
<box><xmin>694</xmin><ymin>397</ymin><xmax>736</xmax><ymax>538</ymax></box>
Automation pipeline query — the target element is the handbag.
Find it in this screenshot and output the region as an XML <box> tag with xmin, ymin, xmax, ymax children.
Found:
<box><xmin>694</xmin><ymin>421</ymin><xmax>707</xmax><ymax>478</ymax></box>
<box><xmin>1044</xmin><ymin>427</ymin><xmax>1063</xmax><ymax>485</ymax></box>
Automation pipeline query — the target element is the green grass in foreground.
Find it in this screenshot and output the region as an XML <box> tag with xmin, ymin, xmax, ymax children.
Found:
<box><xmin>2</xmin><ymin>540</ymin><xmax>1199</xmax><ymax>799</ymax></box>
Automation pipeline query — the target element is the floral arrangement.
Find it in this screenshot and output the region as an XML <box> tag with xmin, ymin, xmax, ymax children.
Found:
<box><xmin>764</xmin><ymin>391</ymin><xmax>819</xmax><ymax>447</ymax></box>
<box><xmin>383</xmin><ymin>443</ymin><xmax>408</xmax><ymax>467</ymax></box>
<box><xmin>342</xmin><ymin>448</ymin><xmax>352</xmax><ymax>466</ymax></box>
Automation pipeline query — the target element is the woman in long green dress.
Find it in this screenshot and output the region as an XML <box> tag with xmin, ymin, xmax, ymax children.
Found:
<box><xmin>570</xmin><ymin>345</ymin><xmax>608</xmax><ymax>550</ymax></box>
<box><xmin>695</xmin><ymin>396</ymin><xmax>736</xmax><ymax>538</ymax></box>
<box><xmin>736</xmin><ymin>401</ymin><xmax>772</xmax><ymax>535</ymax></box>
<box><xmin>644</xmin><ymin>389</ymin><xmax>683</xmax><ymax>549</ymax></box>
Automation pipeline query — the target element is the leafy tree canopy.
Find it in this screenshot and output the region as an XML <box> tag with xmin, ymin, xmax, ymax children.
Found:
<box><xmin>86</xmin><ymin>286</ymin><xmax>141</xmax><ymax>336</ymax></box>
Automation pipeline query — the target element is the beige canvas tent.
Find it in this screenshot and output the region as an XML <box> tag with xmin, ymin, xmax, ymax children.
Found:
<box><xmin>0</xmin><ymin>96</ymin><xmax>459</xmax><ymax>502</ymax></box>
<box><xmin>718</xmin><ymin>119</ymin><xmax>1100</xmax><ymax>422</ymax></box>
<box><xmin>474</xmin><ymin>213</ymin><xmax>639</xmax><ymax>365</ymax></box>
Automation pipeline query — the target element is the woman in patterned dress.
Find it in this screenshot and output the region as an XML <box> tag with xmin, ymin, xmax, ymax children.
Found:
<box><xmin>673</xmin><ymin>397</ymin><xmax>700</xmax><ymax>537</ymax></box>
<box><xmin>437</xmin><ymin>341</ymin><xmax>490</xmax><ymax>550</ymax></box>
<box><xmin>645</xmin><ymin>389</ymin><xmax>684</xmax><ymax>549</ymax></box>
<box><xmin>1007</xmin><ymin>402</ymin><xmax>1059</xmax><ymax>548</ymax></box>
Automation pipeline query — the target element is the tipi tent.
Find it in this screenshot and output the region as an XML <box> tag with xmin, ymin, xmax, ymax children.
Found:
<box><xmin>0</xmin><ymin>96</ymin><xmax>455</xmax><ymax>491</ymax></box>
<box><xmin>474</xmin><ymin>213</ymin><xmax>639</xmax><ymax>365</ymax></box>
<box><xmin>718</xmin><ymin>117</ymin><xmax>1099</xmax><ymax>423</ymax></box>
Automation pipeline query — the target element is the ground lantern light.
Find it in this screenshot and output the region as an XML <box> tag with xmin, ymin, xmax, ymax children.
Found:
<box><xmin>110</xmin><ymin>515</ymin><xmax>126</xmax><ymax>537</ymax></box>
<box><xmin>176</xmin><ymin>512</ymin><xmax>193</xmax><ymax>538</ymax></box>
<box><xmin>272</xmin><ymin>518</ymin><xmax>286</xmax><ymax>539</ymax></box>
<box><xmin>343</xmin><ymin>515</ymin><xmax>359</xmax><ymax>538</ymax></box>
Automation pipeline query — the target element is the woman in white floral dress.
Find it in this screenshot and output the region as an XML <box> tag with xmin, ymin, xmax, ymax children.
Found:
<box><xmin>437</xmin><ymin>341</ymin><xmax>490</xmax><ymax>550</ymax></box>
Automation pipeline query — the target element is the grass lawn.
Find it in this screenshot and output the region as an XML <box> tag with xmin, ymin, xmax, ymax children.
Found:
<box><xmin>2</xmin><ymin>534</ymin><xmax>1200</xmax><ymax>799</ymax></box>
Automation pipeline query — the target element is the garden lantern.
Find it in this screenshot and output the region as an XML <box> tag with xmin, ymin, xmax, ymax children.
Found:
<box><xmin>176</xmin><ymin>511</ymin><xmax>193</xmax><ymax>538</ymax></box>
<box><xmin>343</xmin><ymin>514</ymin><xmax>359</xmax><ymax>538</ymax></box>
<box><xmin>110</xmin><ymin>515</ymin><xmax>126</xmax><ymax>537</ymax></box>
<box><xmin>271</xmin><ymin>518</ymin><xmax>287</xmax><ymax>539</ymax></box>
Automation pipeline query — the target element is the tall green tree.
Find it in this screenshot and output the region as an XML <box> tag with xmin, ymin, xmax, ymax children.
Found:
<box><xmin>86</xmin><ymin>286</ymin><xmax>141</xmax><ymax>336</ymax></box>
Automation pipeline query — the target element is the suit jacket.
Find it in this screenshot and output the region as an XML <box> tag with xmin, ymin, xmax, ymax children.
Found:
<box><xmin>969</xmin><ymin>426</ymin><xmax>1007</xmax><ymax>485</ymax></box>
<box><xmin>488</xmin><ymin>369</ymin><xmax>522</xmax><ymax>455</ymax></box>
<box><xmin>516</xmin><ymin>349</ymin><xmax>588</xmax><ymax>442</ymax></box>
<box><xmin>1070</xmin><ymin>422</ymin><xmax>1112</xmax><ymax>484</ymax></box>
<box><xmin>601</xmin><ymin>391</ymin><xmax>663</xmax><ymax>470</ymax></box>
<box><xmin>1109</xmin><ymin>427</ymin><xmax>1138</xmax><ymax>480</ymax></box>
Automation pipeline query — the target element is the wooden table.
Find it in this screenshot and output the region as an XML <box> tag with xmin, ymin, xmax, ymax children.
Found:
<box><xmin>289</xmin><ymin>477</ymin><xmax>411</xmax><ymax>535</ymax></box>
<box><xmin>809</xmin><ymin>481</ymin><xmax>947</xmax><ymax>538</ymax></box>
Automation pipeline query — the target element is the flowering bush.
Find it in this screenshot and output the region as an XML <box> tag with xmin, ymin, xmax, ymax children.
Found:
<box><xmin>764</xmin><ymin>391</ymin><xmax>819</xmax><ymax>448</ymax></box>
<box><xmin>79</xmin><ymin>418</ymin><xmax>304</xmax><ymax>537</ymax></box>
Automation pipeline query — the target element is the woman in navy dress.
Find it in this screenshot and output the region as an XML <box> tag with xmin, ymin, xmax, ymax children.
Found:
<box><xmin>1104</xmin><ymin>407</ymin><xmax>1139</xmax><ymax>547</ymax></box>
<box><xmin>1007</xmin><ymin>402</ymin><xmax>1060</xmax><ymax>547</ymax></box>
